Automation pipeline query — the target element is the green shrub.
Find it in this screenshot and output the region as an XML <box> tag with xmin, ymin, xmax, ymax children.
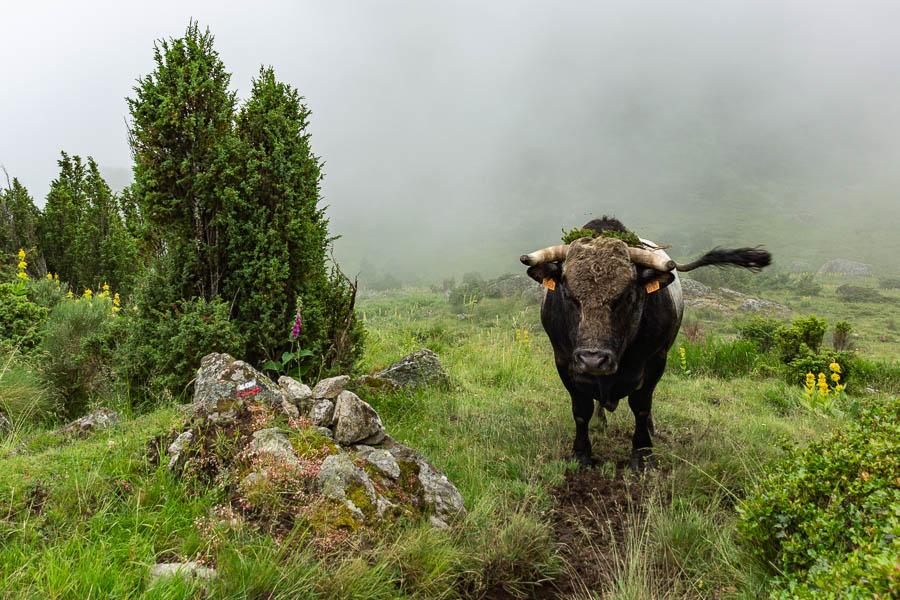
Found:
<box><xmin>118</xmin><ymin>291</ymin><xmax>247</xmax><ymax>399</ymax></box>
<box><xmin>792</xmin><ymin>273</ymin><xmax>822</xmax><ymax>296</ymax></box>
<box><xmin>775</xmin><ymin>315</ymin><xmax>826</xmax><ymax>362</ymax></box>
<box><xmin>738</xmin><ymin>398</ymin><xmax>900</xmax><ymax>598</ymax></box>
<box><xmin>734</xmin><ymin>315</ymin><xmax>783</xmax><ymax>353</ymax></box>
<box><xmin>878</xmin><ymin>276</ymin><xmax>900</xmax><ymax>289</ymax></box>
<box><xmin>848</xmin><ymin>356</ymin><xmax>900</xmax><ymax>395</ymax></box>
<box><xmin>449</xmin><ymin>282</ymin><xmax>484</xmax><ymax>307</ymax></box>
<box><xmin>835</xmin><ymin>285</ymin><xmax>884</xmax><ymax>303</ymax></box>
<box><xmin>39</xmin><ymin>297</ymin><xmax>117</xmax><ymax>415</ymax></box>
<box><xmin>786</xmin><ymin>346</ymin><xmax>854</xmax><ymax>386</ymax></box>
<box><xmin>0</xmin><ymin>283</ymin><xmax>48</xmax><ymax>350</ymax></box>
<box><xmin>26</xmin><ymin>276</ymin><xmax>68</xmax><ymax>310</ymax></box>
<box><xmin>831</xmin><ymin>321</ymin><xmax>853</xmax><ymax>352</ymax></box>
<box><xmin>0</xmin><ymin>352</ymin><xmax>55</xmax><ymax>424</ymax></box>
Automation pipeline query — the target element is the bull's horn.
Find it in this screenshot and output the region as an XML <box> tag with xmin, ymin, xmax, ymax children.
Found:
<box><xmin>520</xmin><ymin>244</ymin><xmax>569</xmax><ymax>266</ymax></box>
<box><xmin>628</xmin><ymin>247</ymin><xmax>676</xmax><ymax>272</ymax></box>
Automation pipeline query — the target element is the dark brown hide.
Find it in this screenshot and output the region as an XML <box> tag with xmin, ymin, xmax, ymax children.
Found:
<box><xmin>562</xmin><ymin>237</ymin><xmax>635</xmax><ymax>347</ymax></box>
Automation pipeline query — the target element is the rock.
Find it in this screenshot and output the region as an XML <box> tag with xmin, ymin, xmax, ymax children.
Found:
<box><xmin>684</xmin><ymin>298</ymin><xmax>731</xmax><ymax>312</ymax></box>
<box><xmin>312</xmin><ymin>375</ymin><xmax>350</xmax><ymax>399</ymax></box>
<box><xmin>315</xmin><ymin>453</ymin><xmax>377</xmax><ymax>519</ymax></box>
<box><xmin>719</xmin><ymin>287</ymin><xmax>745</xmax><ymax>298</ymax></box>
<box><xmin>456</xmin><ymin>313</ymin><xmax>470</xmax><ymax>320</ymax></box>
<box><xmin>333</xmin><ymin>391</ymin><xmax>386</xmax><ymax>445</ymax></box>
<box><xmin>680</xmin><ymin>278</ymin><xmax>711</xmax><ymax>297</ymax></box>
<box><xmin>279</xmin><ymin>376</ymin><xmax>313</xmax><ymax>412</ymax></box>
<box><xmin>167</xmin><ymin>431</ymin><xmax>193</xmax><ymax>470</ymax></box>
<box><xmin>308</xmin><ymin>398</ymin><xmax>336</xmax><ymax>427</ymax></box>
<box><xmin>0</xmin><ymin>412</ymin><xmax>9</xmax><ymax>438</ymax></box>
<box><xmin>249</xmin><ymin>428</ymin><xmax>298</xmax><ymax>465</ymax></box>
<box><xmin>354</xmin><ymin>444</ymin><xmax>401</xmax><ymax>478</ymax></box>
<box><xmin>316</xmin><ymin>426</ymin><xmax>333</xmax><ymax>438</ymax></box>
<box><xmin>53</xmin><ymin>408</ymin><xmax>121</xmax><ymax>436</ymax></box>
<box><xmin>818</xmin><ymin>259</ymin><xmax>873</xmax><ymax>278</ymax></box>
<box><xmin>280</xmin><ymin>398</ymin><xmax>300</xmax><ymax>420</ymax></box>
<box><xmin>484</xmin><ymin>274</ymin><xmax>543</xmax><ymax>301</ymax></box>
<box><xmin>193</xmin><ymin>353</ymin><xmax>280</xmax><ymax>421</ymax></box>
<box><xmin>363</xmin><ymin>349</ymin><xmax>448</xmax><ymax>390</ymax></box>
<box><xmin>383</xmin><ymin>439</ymin><xmax>467</xmax><ymax>522</ymax></box>
<box><xmin>149</xmin><ymin>562</ymin><xmax>217</xmax><ymax>584</ymax></box>
<box><xmin>740</xmin><ymin>298</ymin><xmax>790</xmax><ymax>314</ymax></box>
<box><xmin>429</xmin><ymin>515</ymin><xmax>450</xmax><ymax>530</ymax></box>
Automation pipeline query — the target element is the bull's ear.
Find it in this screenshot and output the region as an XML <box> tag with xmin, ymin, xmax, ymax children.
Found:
<box><xmin>526</xmin><ymin>263</ymin><xmax>561</xmax><ymax>289</ymax></box>
<box><xmin>637</xmin><ymin>268</ymin><xmax>675</xmax><ymax>295</ymax></box>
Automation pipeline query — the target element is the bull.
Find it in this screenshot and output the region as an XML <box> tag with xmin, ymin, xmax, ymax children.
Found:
<box><xmin>520</xmin><ymin>217</ymin><xmax>771</xmax><ymax>469</ymax></box>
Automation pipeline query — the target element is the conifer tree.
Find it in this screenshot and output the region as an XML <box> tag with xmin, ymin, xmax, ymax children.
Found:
<box><xmin>0</xmin><ymin>175</ymin><xmax>42</xmax><ymax>269</ymax></box>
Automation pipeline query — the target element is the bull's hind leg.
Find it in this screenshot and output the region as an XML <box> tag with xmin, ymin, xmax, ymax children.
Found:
<box><xmin>627</xmin><ymin>353</ymin><xmax>666</xmax><ymax>471</ymax></box>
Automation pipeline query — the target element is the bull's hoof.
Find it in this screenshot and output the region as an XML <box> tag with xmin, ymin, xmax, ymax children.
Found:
<box><xmin>629</xmin><ymin>448</ymin><xmax>657</xmax><ymax>472</ymax></box>
<box><xmin>575</xmin><ymin>454</ymin><xmax>596</xmax><ymax>468</ymax></box>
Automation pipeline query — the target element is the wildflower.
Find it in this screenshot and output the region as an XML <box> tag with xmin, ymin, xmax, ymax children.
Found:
<box><xmin>16</xmin><ymin>271</ymin><xmax>28</xmax><ymax>280</ymax></box>
<box><xmin>67</xmin><ymin>290</ymin><xmax>73</xmax><ymax>298</ymax></box>
<box><xmin>290</xmin><ymin>301</ymin><xmax>303</xmax><ymax>339</ymax></box>
<box><xmin>83</xmin><ymin>288</ymin><xmax>92</xmax><ymax>299</ymax></box>
<box><xmin>100</xmin><ymin>283</ymin><xmax>110</xmax><ymax>298</ymax></box>
<box><xmin>817</xmin><ymin>372</ymin><xmax>829</xmax><ymax>397</ymax></box>
<box><xmin>17</xmin><ymin>261</ymin><xmax>27</xmax><ymax>270</ymax></box>
<box><xmin>831</xmin><ymin>372</ymin><xmax>840</xmax><ymax>383</ymax></box>
<box><xmin>46</xmin><ymin>273</ymin><xmax>53</xmax><ymax>280</ymax></box>
<box><xmin>829</xmin><ymin>362</ymin><xmax>841</xmax><ymax>373</ymax></box>
<box><xmin>516</xmin><ymin>329</ymin><xmax>521</xmax><ymax>342</ymax></box>
<box><xmin>112</xmin><ymin>293</ymin><xmax>120</xmax><ymax>312</ymax></box>
<box><xmin>18</xmin><ymin>248</ymin><xmax>25</xmax><ymax>260</ymax></box>
<box><xmin>805</xmin><ymin>372</ymin><xmax>816</xmax><ymax>397</ymax></box>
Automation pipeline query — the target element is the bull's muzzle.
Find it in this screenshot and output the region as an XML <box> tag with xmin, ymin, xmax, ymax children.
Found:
<box><xmin>573</xmin><ymin>348</ymin><xmax>618</xmax><ymax>375</ymax></box>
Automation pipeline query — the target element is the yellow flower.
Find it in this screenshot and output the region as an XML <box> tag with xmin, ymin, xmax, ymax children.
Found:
<box><xmin>17</xmin><ymin>261</ymin><xmax>27</xmax><ymax>270</ymax></box>
<box><xmin>831</xmin><ymin>372</ymin><xmax>840</xmax><ymax>382</ymax></box>
<box><xmin>18</xmin><ymin>249</ymin><xmax>25</xmax><ymax>260</ymax></box>
<box><xmin>829</xmin><ymin>362</ymin><xmax>841</xmax><ymax>373</ymax></box>
<box><xmin>16</xmin><ymin>271</ymin><xmax>28</xmax><ymax>280</ymax></box>
<box><xmin>113</xmin><ymin>293</ymin><xmax>120</xmax><ymax>306</ymax></box>
<box><xmin>67</xmin><ymin>291</ymin><xmax>73</xmax><ymax>298</ymax></box>
<box><xmin>46</xmin><ymin>273</ymin><xmax>53</xmax><ymax>280</ymax></box>
<box><xmin>83</xmin><ymin>289</ymin><xmax>93</xmax><ymax>299</ymax></box>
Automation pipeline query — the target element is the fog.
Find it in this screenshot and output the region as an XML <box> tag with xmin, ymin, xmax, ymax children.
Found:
<box><xmin>3</xmin><ymin>1</ymin><xmax>900</xmax><ymax>282</ymax></box>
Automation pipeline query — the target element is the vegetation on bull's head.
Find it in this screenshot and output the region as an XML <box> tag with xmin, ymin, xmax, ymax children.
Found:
<box><xmin>561</xmin><ymin>226</ymin><xmax>643</xmax><ymax>247</ymax></box>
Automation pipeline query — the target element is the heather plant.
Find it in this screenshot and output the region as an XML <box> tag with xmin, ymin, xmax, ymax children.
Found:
<box><xmin>738</xmin><ymin>398</ymin><xmax>900</xmax><ymax>598</ymax></box>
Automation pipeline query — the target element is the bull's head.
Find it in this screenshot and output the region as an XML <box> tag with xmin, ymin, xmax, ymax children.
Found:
<box><xmin>520</xmin><ymin>236</ymin><xmax>770</xmax><ymax>378</ymax></box>
<box><xmin>521</xmin><ymin>237</ymin><xmax>675</xmax><ymax>376</ymax></box>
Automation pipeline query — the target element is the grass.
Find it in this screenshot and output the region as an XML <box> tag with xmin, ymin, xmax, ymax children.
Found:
<box><xmin>0</xmin><ymin>284</ymin><xmax>893</xmax><ymax>598</ymax></box>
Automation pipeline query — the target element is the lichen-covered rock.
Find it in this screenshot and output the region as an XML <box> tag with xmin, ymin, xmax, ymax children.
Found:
<box><xmin>382</xmin><ymin>438</ymin><xmax>467</xmax><ymax>522</ymax></box>
<box><xmin>167</xmin><ymin>431</ymin><xmax>193</xmax><ymax>470</ymax></box>
<box><xmin>193</xmin><ymin>353</ymin><xmax>280</xmax><ymax>421</ymax></box>
<box><xmin>149</xmin><ymin>562</ymin><xmax>217</xmax><ymax>584</ymax></box>
<box><xmin>280</xmin><ymin>398</ymin><xmax>300</xmax><ymax>420</ymax></box>
<box><xmin>279</xmin><ymin>376</ymin><xmax>313</xmax><ymax>412</ymax></box>
<box><xmin>249</xmin><ymin>428</ymin><xmax>298</xmax><ymax>465</ymax></box>
<box><xmin>680</xmin><ymin>278</ymin><xmax>711</xmax><ymax>297</ymax></box>
<box><xmin>333</xmin><ymin>391</ymin><xmax>385</xmax><ymax>445</ymax></box>
<box><xmin>740</xmin><ymin>298</ymin><xmax>790</xmax><ymax>314</ymax></box>
<box><xmin>0</xmin><ymin>412</ymin><xmax>10</xmax><ymax>438</ymax></box>
<box><xmin>818</xmin><ymin>259</ymin><xmax>873</xmax><ymax>277</ymax></box>
<box><xmin>354</xmin><ymin>444</ymin><xmax>401</xmax><ymax>478</ymax></box>
<box><xmin>312</xmin><ymin>375</ymin><xmax>350</xmax><ymax>399</ymax></box>
<box><xmin>308</xmin><ymin>398</ymin><xmax>335</xmax><ymax>427</ymax></box>
<box><xmin>53</xmin><ymin>408</ymin><xmax>121</xmax><ymax>436</ymax></box>
<box><xmin>315</xmin><ymin>453</ymin><xmax>377</xmax><ymax>519</ymax></box>
<box><xmin>362</xmin><ymin>349</ymin><xmax>448</xmax><ymax>390</ymax></box>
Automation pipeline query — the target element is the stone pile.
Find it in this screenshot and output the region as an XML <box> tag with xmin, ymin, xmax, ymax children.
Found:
<box><xmin>176</xmin><ymin>353</ymin><xmax>466</xmax><ymax>528</ymax></box>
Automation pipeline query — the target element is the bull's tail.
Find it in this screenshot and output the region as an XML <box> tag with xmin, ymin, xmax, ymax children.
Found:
<box><xmin>675</xmin><ymin>247</ymin><xmax>772</xmax><ymax>272</ymax></box>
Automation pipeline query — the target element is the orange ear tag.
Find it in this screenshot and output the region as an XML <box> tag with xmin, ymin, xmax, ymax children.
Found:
<box><xmin>645</xmin><ymin>280</ymin><xmax>660</xmax><ymax>294</ymax></box>
<box><xmin>542</xmin><ymin>277</ymin><xmax>556</xmax><ymax>291</ymax></box>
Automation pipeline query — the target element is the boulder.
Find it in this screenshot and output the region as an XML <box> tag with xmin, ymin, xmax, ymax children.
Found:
<box><xmin>315</xmin><ymin>453</ymin><xmax>378</xmax><ymax>519</ymax></box>
<box><xmin>53</xmin><ymin>408</ymin><xmax>121</xmax><ymax>436</ymax></box>
<box><xmin>484</xmin><ymin>274</ymin><xmax>543</xmax><ymax>302</ymax></box>
<box><xmin>279</xmin><ymin>376</ymin><xmax>312</xmax><ymax>412</ymax></box>
<box><xmin>354</xmin><ymin>444</ymin><xmax>401</xmax><ymax>478</ymax></box>
<box><xmin>740</xmin><ymin>298</ymin><xmax>790</xmax><ymax>314</ymax></box>
<box><xmin>312</xmin><ymin>375</ymin><xmax>350</xmax><ymax>399</ymax></box>
<box><xmin>308</xmin><ymin>398</ymin><xmax>335</xmax><ymax>427</ymax></box>
<box><xmin>249</xmin><ymin>428</ymin><xmax>298</xmax><ymax>465</ymax></box>
<box><xmin>818</xmin><ymin>259</ymin><xmax>873</xmax><ymax>278</ymax></box>
<box><xmin>680</xmin><ymin>278</ymin><xmax>711</xmax><ymax>297</ymax></box>
<box><xmin>382</xmin><ymin>438</ymin><xmax>467</xmax><ymax>522</ymax></box>
<box><xmin>333</xmin><ymin>391</ymin><xmax>386</xmax><ymax>445</ymax></box>
<box><xmin>167</xmin><ymin>431</ymin><xmax>193</xmax><ymax>470</ymax></box>
<box><xmin>193</xmin><ymin>353</ymin><xmax>280</xmax><ymax>421</ymax></box>
<box><xmin>361</xmin><ymin>349</ymin><xmax>448</xmax><ymax>390</ymax></box>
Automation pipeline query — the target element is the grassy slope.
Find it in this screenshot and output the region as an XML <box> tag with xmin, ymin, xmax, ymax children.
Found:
<box><xmin>2</xmin><ymin>287</ymin><xmax>890</xmax><ymax>599</ymax></box>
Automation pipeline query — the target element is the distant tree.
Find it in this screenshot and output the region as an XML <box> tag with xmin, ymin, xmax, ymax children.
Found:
<box><xmin>0</xmin><ymin>173</ymin><xmax>43</xmax><ymax>273</ymax></box>
<box><xmin>39</xmin><ymin>153</ymin><xmax>138</xmax><ymax>291</ymax></box>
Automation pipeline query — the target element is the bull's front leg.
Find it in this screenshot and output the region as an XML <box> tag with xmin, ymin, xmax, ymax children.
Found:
<box><xmin>571</xmin><ymin>393</ymin><xmax>595</xmax><ymax>467</ymax></box>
